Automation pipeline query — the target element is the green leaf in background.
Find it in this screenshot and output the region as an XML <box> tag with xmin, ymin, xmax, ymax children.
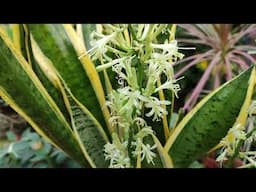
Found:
<box><xmin>188</xmin><ymin>161</ymin><xmax>204</xmax><ymax>168</ymax></box>
<box><xmin>0</xmin><ymin>128</ymin><xmax>82</xmax><ymax>168</ymax></box>
<box><xmin>13</xmin><ymin>141</ymin><xmax>31</xmax><ymax>158</ymax></box>
<box><xmin>6</xmin><ymin>131</ymin><xmax>17</xmax><ymax>142</ymax></box>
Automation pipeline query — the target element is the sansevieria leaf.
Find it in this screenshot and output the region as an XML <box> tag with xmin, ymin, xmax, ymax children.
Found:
<box><xmin>59</xmin><ymin>79</ymin><xmax>109</xmax><ymax>168</ymax></box>
<box><xmin>165</xmin><ymin>66</ymin><xmax>255</xmax><ymax>167</ymax></box>
<box><xmin>0</xmin><ymin>27</ymin><xmax>88</xmax><ymax>166</ymax></box>
<box><xmin>28</xmin><ymin>24</ymin><xmax>108</xmax><ymax>134</ymax></box>
<box><xmin>29</xmin><ymin>31</ymin><xmax>71</xmax><ymax>123</ymax></box>
<box><xmin>63</xmin><ymin>24</ymin><xmax>113</xmax><ymax>133</ymax></box>
<box><xmin>29</xmin><ymin>29</ymin><xmax>110</xmax><ymax>167</ymax></box>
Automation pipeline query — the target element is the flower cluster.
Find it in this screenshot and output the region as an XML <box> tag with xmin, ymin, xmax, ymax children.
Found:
<box><xmin>88</xmin><ymin>24</ymin><xmax>183</xmax><ymax>168</ymax></box>
<box><xmin>216</xmin><ymin>124</ymin><xmax>246</xmax><ymax>167</ymax></box>
<box><xmin>216</xmin><ymin>100</ymin><xmax>256</xmax><ymax>168</ymax></box>
<box><xmin>104</xmin><ymin>134</ymin><xmax>130</xmax><ymax>168</ymax></box>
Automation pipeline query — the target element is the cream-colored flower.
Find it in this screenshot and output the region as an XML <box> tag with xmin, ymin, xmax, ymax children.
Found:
<box><xmin>104</xmin><ymin>141</ymin><xmax>130</xmax><ymax>168</ymax></box>
<box><xmin>144</xmin><ymin>96</ymin><xmax>171</xmax><ymax>121</ymax></box>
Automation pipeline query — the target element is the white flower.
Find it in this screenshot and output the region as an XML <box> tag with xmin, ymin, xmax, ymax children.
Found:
<box><xmin>106</xmin><ymin>87</ymin><xmax>148</xmax><ymax>135</ymax></box>
<box><xmin>247</xmin><ymin>130</ymin><xmax>256</xmax><ymax>143</ymax></box>
<box><xmin>149</xmin><ymin>40</ymin><xmax>184</xmax><ymax>70</ymax></box>
<box><xmin>132</xmin><ymin>138</ymin><xmax>157</xmax><ymax>165</ymax></box>
<box><xmin>146</xmin><ymin>61</ymin><xmax>161</xmax><ymax>80</ymax></box>
<box><xmin>141</xmin><ymin>143</ymin><xmax>157</xmax><ymax>164</ymax></box>
<box><xmin>151</xmin><ymin>40</ymin><xmax>179</xmax><ymax>55</ymax></box>
<box><xmin>96</xmin><ymin>57</ymin><xmax>127</xmax><ymax>72</ymax></box>
<box><xmin>216</xmin><ymin>149</ymin><xmax>228</xmax><ymax>162</ymax></box>
<box><xmin>111</xmin><ymin>57</ymin><xmax>130</xmax><ymax>80</ymax></box>
<box><xmin>149</xmin><ymin>53</ymin><xmax>174</xmax><ymax>74</ymax></box>
<box><xmin>104</xmin><ymin>142</ymin><xmax>130</xmax><ymax>168</ymax></box>
<box><xmin>108</xmin><ymin>116</ymin><xmax>121</xmax><ymax>127</ymax></box>
<box><xmin>216</xmin><ymin>124</ymin><xmax>246</xmax><ymax>166</ymax></box>
<box><xmin>217</xmin><ymin>124</ymin><xmax>246</xmax><ymax>152</ymax></box>
<box><xmin>133</xmin><ymin>117</ymin><xmax>148</xmax><ymax>129</ymax></box>
<box><xmin>117</xmin><ymin>87</ymin><xmax>143</xmax><ymax>115</ymax></box>
<box><xmin>111</xmin><ymin>56</ymin><xmax>139</xmax><ymax>89</ymax></box>
<box><xmin>216</xmin><ymin>148</ymin><xmax>228</xmax><ymax>168</ymax></box>
<box><xmin>131</xmin><ymin>127</ymin><xmax>157</xmax><ymax>165</ymax></box>
<box><xmin>238</xmin><ymin>151</ymin><xmax>256</xmax><ymax>168</ymax></box>
<box><xmin>227</xmin><ymin>124</ymin><xmax>246</xmax><ymax>142</ymax></box>
<box><xmin>136</xmin><ymin>127</ymin><xmax>155</xmax><ymax>138</ymax></box>
<box><xmin>154</xmin><ymin>77</ymin><xmax>183</xmax><ymax>98</ymax></box>
<box><xmin>88</xmin><ymin>32</ymin><xmax>117</xmax><ymax>60</ymax></box>
<box><xmin>143</xmin><ymin>96</ymin><xmax>171</xmax><ymax>121</ymax></box>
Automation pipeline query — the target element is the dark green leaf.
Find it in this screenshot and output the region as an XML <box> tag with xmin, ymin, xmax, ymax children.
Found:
<box><xmin>166</xmin><ymin>66</ymin><xmax>255</xmax><ymax>167</ymax></box>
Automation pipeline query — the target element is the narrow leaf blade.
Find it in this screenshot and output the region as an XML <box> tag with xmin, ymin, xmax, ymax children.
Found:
<box><xmin>60</xmin><ymin>80</ymin><xmax>109</xmax><ymax>168</ymax></box>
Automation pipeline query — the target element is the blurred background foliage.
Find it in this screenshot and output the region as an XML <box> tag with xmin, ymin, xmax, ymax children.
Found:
<box><xmin>174</xmin><ymin>24</ymin><xmax>256</xmax><ymax>112</ymax></box>
<box><xmin>0</xmin><ymin>98</ymin><xmax>81</xmax><ymax>168</ymax></box>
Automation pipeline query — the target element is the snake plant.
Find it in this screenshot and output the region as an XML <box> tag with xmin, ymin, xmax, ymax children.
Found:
<box><xmin>0</xmin><ymin>24</ymin><xmax>255</xmax><ymax>168</ymax></box>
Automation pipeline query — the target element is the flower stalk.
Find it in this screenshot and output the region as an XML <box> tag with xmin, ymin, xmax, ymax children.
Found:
<box><xmin>88</xmin><ymin>24</ymin><xmax>183</xmax><ymax>168</ymax></box>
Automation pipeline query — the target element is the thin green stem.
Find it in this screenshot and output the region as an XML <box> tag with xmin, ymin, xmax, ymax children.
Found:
<box><xmin>128</xmin><ymin>24</ymin><xmax>137</xmax><ymax>41</ymax></box>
